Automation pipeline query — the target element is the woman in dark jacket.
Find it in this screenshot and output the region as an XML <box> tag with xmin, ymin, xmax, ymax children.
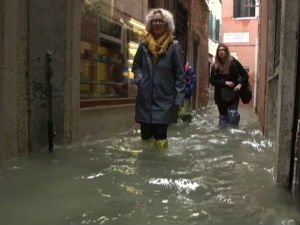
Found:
<box><xmin>210</xmin><ymin>43</ymin><xmax>249</xmax><ymax>126</ymax></box>
<box><xmin>132</xmin><ymin>8</ymin><xmax>185</xmax><ymax>149</ymax></box>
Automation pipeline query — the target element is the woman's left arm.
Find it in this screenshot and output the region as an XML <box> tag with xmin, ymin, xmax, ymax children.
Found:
<box><xmin>173</xmin><ymin>43</ymin><xmax>186</xmax><ymax>106</ymax></box>
<box><xmin>234</xmin><ymin>59</ymin><xmax>249</xmax><ymax>84</ymax></box>
<box><xmin>132</xmin><ymin>44</ymin><xmax>144</xmax><ymax>85</ymax></box>
<box><xmin>232</xmin><ymin>59</ymin><xmax>249</xmax><ymax>92</ymax></box>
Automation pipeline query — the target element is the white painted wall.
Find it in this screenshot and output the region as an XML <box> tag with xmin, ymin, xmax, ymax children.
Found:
<box><xmin>206</xmin><ymin>0</ymin><xmax>222</xmax><ymax>58</ymax></box>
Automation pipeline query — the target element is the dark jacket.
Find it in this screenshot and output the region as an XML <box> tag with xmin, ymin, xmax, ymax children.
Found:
<box><xmin>210</xmin><ymin>58</ymin><xmax>249</xmax><ymax>104</ymax></box>
<box><xmin>184</xmin><ymin>62</ymin><xmax>197</xmax><ymax>98</ymax></box>
<box><xmin>132</xmin><ymin>41</ymin><xmax>186</xmax><ymax>124</ymax></box>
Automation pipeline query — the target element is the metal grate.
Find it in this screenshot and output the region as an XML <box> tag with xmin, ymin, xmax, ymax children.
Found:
<box><xmin>274</xmin><ymin>0</ymin><xmax>282</xmax><ymax>69</ymax></box>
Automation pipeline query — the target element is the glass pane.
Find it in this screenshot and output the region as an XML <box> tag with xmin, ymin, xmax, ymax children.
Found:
<box><xmin>250</xmin><ymin>0</ymin><xmax>256</xmax><ymax>16</ymax></box>
<box><xmin>240</xmin><ymin>0</ymin><xmax>247</xmax><ymax>17</ymax></box>
<box><xmin>233</xmin><ymin>0</ymin><xmax>240</xmax><ymax>18</ymax></box>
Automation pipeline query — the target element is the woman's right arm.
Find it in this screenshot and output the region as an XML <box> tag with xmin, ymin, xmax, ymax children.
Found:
<box><xmin>210</xmin><ymin>67</ymin><xmax>226</xmax><ymax>87</ymax></box>
<box><xmin>132</xmin><ymin>45</ymin><xmax>144</xmax><ymax>85</ymax></box>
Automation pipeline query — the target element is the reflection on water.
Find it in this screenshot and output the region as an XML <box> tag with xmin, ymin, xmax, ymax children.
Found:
<box><xmin>0</xmin><ymin>105</ymin><xmax>299</xmax><ymax>225</ymax></box>
<box><xmin>149</xmin><ymin>177</ymin><xmax>200</xmax><ymax>194</ymax></box>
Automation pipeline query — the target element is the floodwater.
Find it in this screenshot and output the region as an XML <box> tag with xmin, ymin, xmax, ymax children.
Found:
<box><xmin>0</xmin><ymin>104</ymin><xmax>299</xmax><ymax>225</ymax></box>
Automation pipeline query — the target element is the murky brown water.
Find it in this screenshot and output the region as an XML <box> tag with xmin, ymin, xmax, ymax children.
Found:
<box><xmin>0</xmin><ymin>104</ymin><xmax>299</xmax><ymax>225</ymax></box>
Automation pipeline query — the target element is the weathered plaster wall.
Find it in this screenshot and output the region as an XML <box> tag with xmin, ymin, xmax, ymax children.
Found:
<box><xmin>28</xmin><ymin>0</ymin><xmax>67</xmax><ymax>151</ymax></box>
<box><xmin>256</xmin><ymin>0</ymin><xmax>269</xmax><ymax>133</ymax></box>
<box><xmin>64</xmin><ymin>0</ymin><xmax>81</xmax><ymax>144</ymax></box>
<box><xmin>266</xmin><ymin>0</ymin><xmax>300</xmax><ymax>186</ymax></box>
<box><xmin>189</xmin><ymin>0</ymin><xmax>209</xmax><ymax>107</ymax></box>
<box><xmin>28</xmin><ymin>0</ymin><xmax>81</xmax><ymax>151</ymax></box>
<box><xmin>275</xmin><ymin>0</ymin><xmax>299</xmax><ymax>186</ymax></box>
<box><xmin>0</xmin><ymin>0</ymin><xmax>29</xmax><ymax>162</ymax></box>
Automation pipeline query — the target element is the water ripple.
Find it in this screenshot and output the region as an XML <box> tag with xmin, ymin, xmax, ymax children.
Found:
<box><xmin>74</xmin><ymin>172</ymin><xmax>104</xmax><ymax>180</ymax></box>
<box><xmin>148</xmin><ymin>177</ymin><xmax>200</xmax><ymax>194</ymax></box>
<box><xmin>242</xmin><ymin>140</ymin><xmax>264</xmax><ymax>152</ymax></box>
<box><xmin>1</xmin><ymin>105</ymin><xmax>299</xmax><ymax>225</ymax></box>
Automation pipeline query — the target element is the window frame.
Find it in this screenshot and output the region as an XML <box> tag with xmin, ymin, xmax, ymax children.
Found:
<box><xmin>80</xmin><ymin>3</ymin><xmax>145</xmax><ymax>107</ymax></box>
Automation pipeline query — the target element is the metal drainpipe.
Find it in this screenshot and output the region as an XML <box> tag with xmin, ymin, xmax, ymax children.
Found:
<box><xmin>254</xmin><ymin>37</ymin><xmax>258</xmax><ymax>109</ymax></box>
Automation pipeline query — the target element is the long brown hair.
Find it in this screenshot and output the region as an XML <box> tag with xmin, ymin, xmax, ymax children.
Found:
<box><xmin>213</xmin><ymin>43</ymin><xmax>233</xmax><ymax>74</ymax></box>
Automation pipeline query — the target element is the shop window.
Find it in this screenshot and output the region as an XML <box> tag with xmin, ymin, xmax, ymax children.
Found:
<box><xmin>233</xmin><ymin>0</ymin><xmax>256</xmax><ymax>18</ymax></box>
<box><xmin>80</xmin><ymin>1</ymin><xmax>146</xmax><ymax>107</ymax></box>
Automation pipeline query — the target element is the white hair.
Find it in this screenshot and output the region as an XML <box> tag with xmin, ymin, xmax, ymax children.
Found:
<box><xmin>145</xmin><ymin>8</ymin><xmax>175</xmax><ymax>34</ymax></box>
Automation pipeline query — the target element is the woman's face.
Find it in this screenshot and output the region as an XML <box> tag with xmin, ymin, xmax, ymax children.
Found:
<box><xmin>151</xmin><ymin>12</ymin><xmax>167</xmax><ymax>38</ymax></box>
<box><xmin>217</xmin><ymin>46</ymin><xmax>227</xmax><ymax>60</ymax></box>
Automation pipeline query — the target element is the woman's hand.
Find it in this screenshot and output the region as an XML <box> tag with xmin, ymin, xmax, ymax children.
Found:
<box><xmin>234</xmin><ymin>84</ymin><xmax>242</xmax><ymax>92</ymax></box>
<box><xmin>225</xmin><ymin>81</ymin><xmax>235</xmax><ymax>87</ymax></box>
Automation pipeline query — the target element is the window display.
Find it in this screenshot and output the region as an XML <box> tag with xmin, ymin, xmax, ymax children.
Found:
<box><xmin>80</xmin><ymin>0</ymin><xmax>146</xmax><ymax>101</ymax></box>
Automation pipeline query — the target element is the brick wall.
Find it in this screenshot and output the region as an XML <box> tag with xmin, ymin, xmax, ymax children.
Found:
<box><xmin>189</xmin><ymin>0</ymin><xmax>209</xmax><ymax>107</ymax></box>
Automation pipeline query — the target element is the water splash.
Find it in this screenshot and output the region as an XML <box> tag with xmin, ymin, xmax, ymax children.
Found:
<box><xmin>74</xmin><ymin>172</ymin><xmax>104</xmax><ymax>180</ymax></box>
<box><xmin>148</xmin><ymin>177</ymin><xmax>200</xmax><ymax>194</ymax></box>
<box><xmin>242</xmin><ymin>140</ymin><xmax>264</xmax><ymax>152</ymax></box>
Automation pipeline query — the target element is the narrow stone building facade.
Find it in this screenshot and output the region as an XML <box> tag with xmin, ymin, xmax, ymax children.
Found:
<box><xmin>257</xmin><ymin>0</ymin><xmax>300</xmax><ymax>190</ymax></box>
<box><xmin>189</xmin><ymin>0</ymin><xmax>209</xmax><ymax>107</ymax></box>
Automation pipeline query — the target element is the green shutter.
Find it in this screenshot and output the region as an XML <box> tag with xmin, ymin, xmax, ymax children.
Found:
<box><xmin>250</xmin><ymin>0</ymin><xmax>256</xmax><ymax>16</ymax></box>
<box><xmin>233</xmin><ymin>0</ymin><xmax>240</xmax><ymax>18</ymax></box>
<box><xmin>215</xmin><ymin>19</ymin><xmax>220</xmax><ymax>41</ymax></box>
<box><xmin>212</xmin><ymin>15</ymin><xmax>216</xmax><ymax>40</ymax></box>
<box><xmin>209</xmin><ymin>12</ymin><xmax>213</xmax><ymax>38</ymax></box>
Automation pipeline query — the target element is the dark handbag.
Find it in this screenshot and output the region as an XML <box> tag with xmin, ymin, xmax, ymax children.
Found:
<box><xmin>238</xmin><ymin>80</ymin><xmax>252</xmax><ymax>104</ymax></box>
<box><xmin>220</xmin><ymin>87</ymin><xmax>236</xmax><ymax>103</ymax></box>
<box><xmin>232</xmin><ymin>60</ymin><xmax>252</xmax><ymax>104</ymax></box>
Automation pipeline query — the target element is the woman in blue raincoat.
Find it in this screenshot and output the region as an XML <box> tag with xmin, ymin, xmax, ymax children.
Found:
<box><xmin>132</xmin><ymin>8</ymin><xmax>185</xmax><ymax>149</ymax></box>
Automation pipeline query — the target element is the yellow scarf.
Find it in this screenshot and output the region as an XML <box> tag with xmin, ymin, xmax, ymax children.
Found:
<box><xmin>144</xmin><ymin>32</ymin><xmax>173</xmax><ymax>62</ymax></box>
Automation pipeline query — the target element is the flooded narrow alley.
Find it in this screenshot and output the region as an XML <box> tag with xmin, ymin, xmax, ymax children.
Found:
<box><xmin>0</xmin><ymin>104</ymin><xmax>299</xmax><ymax>225</ymax></box>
